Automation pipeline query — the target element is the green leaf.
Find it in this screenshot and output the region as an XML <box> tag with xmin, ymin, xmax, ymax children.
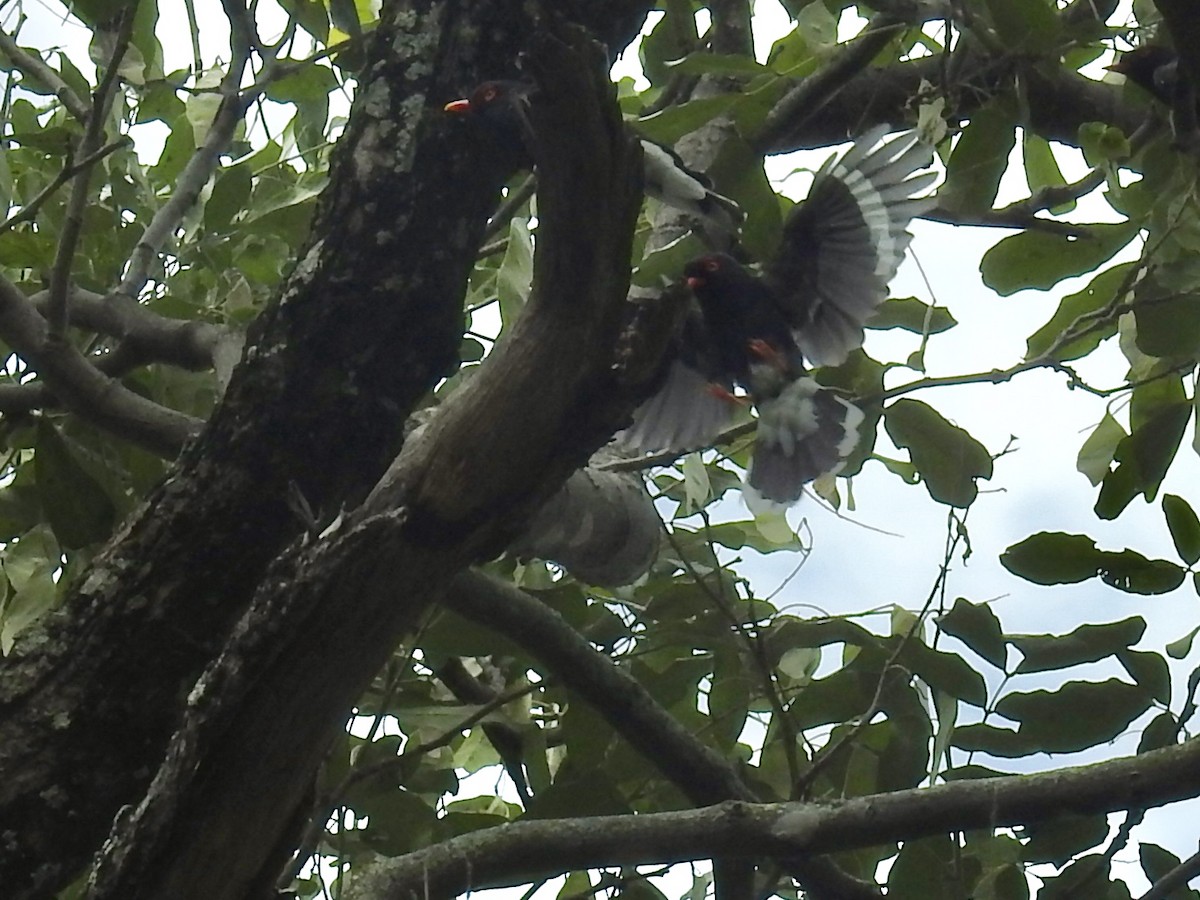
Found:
<box><xmin>937</xmin><ymin>597</ymin><xmax>1007</xmax><ymax>669</ymax></box>
<box><xmin>638</xmin><ymin>0</ymin><xmax>698</xmax><ymax>87</ymax></box>
<box><xmin>1137</xmin><ymin>712</ymin><xmax>1179</xmax><ymax>753</ymax></box>
<box><xmin>1008</xmin><ymin>617</ymin><xmax>1145</xmax><ymax>673</ymax></box>
<box><xmin>135</xmin><ymin>82</ymin><xmax>186</xmax><ymax>124</ymax></box>
<box><xmin>1163</xmin><ymin>494</ymin><xmax>1200</xmax><ymax>565</ymax></box>
<box><xmin>867</xmin><ymin>296</ymin><xmax>957</xmax><ymax>334</ymax></box>
<box><xmin>1117</xmin><ymin>649</ymin><xmax>1170</xmax><ymax>705</ymax></box>
<box><xmin>278</xmin><ymin>0</ymin><xmax>329</xmax><ymax>42</ymax></box>
<box><xmin>1096</xmin><ymin>549</ymin><xmax>1185</xmax><ymax>595</ymax></box>
<box><xmin>708</xmin><ymin>646</ymin><xmax>751</xmax><ymax>750</ymax></box>
<box><xmin>1139</xmin><ymin>844</ymin><xmax>1190</xmax><ymax>891</ymax></box>
<box><xmin>983</xmin><ymin>0</ymin><xmax>1062</xmax><ymax>52</ymax></box>
<box><xmin>710</xmin><ymin>134</ymin><xmax>781</xmax><ymax>261</ymax></box>
<box><xmin>994</xmin><ymin>679</ymin><xmax>1151</xmax><ymax>752</ymax></box>
<box><xmin>149</xmin><ymin>117</ymin><xmax>196</xmax><ymax>187</ymax></box>
<box><xmin>1134</xmin><ymin>266</ymin><xmax>1200</xmax><ymax>358</ymax></box>
<box><xmin>632</xmin><ymin>231</ymin><xmax>706</xmax><ymax>288</ymax></box>
<box><xmin>892</xmin><ymin>638</ymin><xmax>988</xmax><ymax>706</ymax></box>
<box><xmin>1078</xmin><ymin>122</ymin><xmax>1132</xmax><ymax>166</ymax></box>
<box><xmin>888</xmin><ymin>835</ymin><xmax>957</xmax><ymax>900</ymax></box>
<box><xmin>981</xmin><ymin>222</ymin><xmax>1139</xmax><ymax>296</ymax></box>
<box><xmin>350</xmin><ymin>785</ymin><xmax>438</xmax><ymax>856</ymax></box>
<box><xmin>633</xmin><ymin>96</ymin><xmax>742</xmax><ymax>146</ymax></box>
<box><xmin>999</xmin><ymin>533</ymin><xmax>1184</xmax><ymax>594</ymax></box>
<box><xmin>974</xmin><ymin>863</ymin><xmax>1030</xmax><ymax>900</ymax></box>
<box><xmin>1</xmin><ymin>526</ymin><xmax>61</xmax><ymax>654</ymax></box>
<box><xmin>664</xmin><ymin>53</ymin><xmax>772</xmax><ymax>78</ymax></box>
<box><xmin>1076</xmin><ymin>412</ymin><xmax>1127</xmax><ymax>486</ymax></box>
<box><xmin>704</xmin><ymin>520</ymin><xmax>803</xmax><ymax>553</ymax></box>
<box><xmin>1096</xmin><ymin>401</ymin><xmax>1191</xmax><ymax>519</ymax></box>
<box><xmin>1025</xmin><ymin>264</ymin><xmax>1129</xmax><ymax>361</ymax></box>
<box><xmin>496</xmin><ymin>217</ymin><xmax>533</xmax><ymax>326</ymax></box>
<box><xmin>204</xmin><ymin>163</ymin><xmax>253</xmax><ymax>232</ymax></box>
<box><xmin>940</xmin><ymin>104</ymin><xmax>1016</xmax><ymax>214</ymax></box>
<box><xmin>883</xmin><ymin>399</ymin><xmax>993</xmax><ymax>507</ymax></box>
<box><xmin>1167</xmin><ymin>626</ymin><xmax>1200</xmax><ymax>659</ymax></box>
<box><xmin>1023</xmin><ymin>133</ymin><xmax>1070</xmax><ymax>211</ymax></box>
<box><xmin>35</xmin><ymin>423</ymin><xmax>116</xmax><ymax>550</ymax></box>
<box><xmin>264</xmin><ymin>61</ymin><xmax>340</xmax><ymax>105</ymax></box>
<box><xmin>1021</xmin><ymin>816</ymin><xmax>1110</xmax><ymax>866</ymax></box>
<box><xmin>951</xmin><ymin>723</ymin><xmax>1041</xmax><ymax>757</ymax></box>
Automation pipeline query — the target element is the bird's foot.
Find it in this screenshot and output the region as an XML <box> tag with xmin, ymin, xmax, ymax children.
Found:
<box><xmin>706</xmin><ymin>384</ymin><xmax>748</xmax><ymax>405</ymax></box>
<box><xmin>747</xmin><ymin>338</ymin><xmax>788</xmax><ymax>372</ymax></box>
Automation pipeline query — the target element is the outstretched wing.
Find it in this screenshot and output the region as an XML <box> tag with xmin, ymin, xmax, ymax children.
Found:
<box><xmin>765</xmin><ymin>127</ymin><xmax>936</xmax><ymax>367</ymax></box>
<box><xmin>618</xmin><ymin>306</ymin><xmax>742</xmax><ymax>455</ymax></box>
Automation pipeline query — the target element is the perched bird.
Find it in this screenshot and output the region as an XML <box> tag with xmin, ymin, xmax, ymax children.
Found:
<box><xmin>1107</xmin><ymin>44</ymin><xmax>1199</xmax><ymax>147</ymax></box>
<box><xmin>621</xmin><ymin>127</ymin><xmax>936</xmax><ymax>503</ymax></box>
<box><xmin>444</xmin><ymin>80</ymin><xmax>743</xmax><ymax>235</ymax></box>
<box><xmin>1107</xmin><ymin>45</ymin><xmax>1180</xmax><ymax>106</ymax></box>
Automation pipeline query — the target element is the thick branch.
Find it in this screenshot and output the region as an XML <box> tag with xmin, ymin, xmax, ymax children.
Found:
<box><xmin>31</xmin><ymin>287</ymin><xmax>228</xmax><ymax>370</ymax></box>
<box><xmin>47</xmin><ymin>7</ymin><xmax>134</xmax><ymax>339</ymax></box>
<box><xmin>446</xmin><ymin>572</ymin><xmax>882</xmax><ymax>900</ymax></box>
<box><xmin>752</xmin><ymin>14</ymin><xmax>905</xmax><ymax>154</ymax></box>
<box><xmin>758</xmin><ymin>53</ymin><xmax>1143</xmax><ymax>155</ymax></box>
<box><xmin>0</xmin><ymin>3</ymin><xmax>660</xmax><ymax>894</ymax></box>
<box><xmin>448</xmin><ymin>571</ymin><xmax>752</xmax><ymax>804</ymax></box>
<box><xmin>0</xmin><ymin>276</ymin><xmax>203</xmax><ymax>455</ymax></box>
<box><xmin>347</xmin><ymin>738</ymin><xmax>1200</xmax><ymax>900</ymax></box>
<box><xmin>0</xmin><ymin>27</ymin><xmax>90</xmax><ymax>122</ymax></box>
<box><xmin>83</xmin><ymin>30</ymin><xmax>649</xmax><ymax>900</ymax></box>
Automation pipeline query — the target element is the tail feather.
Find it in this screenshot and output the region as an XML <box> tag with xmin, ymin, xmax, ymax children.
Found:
<box><xmin>748</xmin><ymin>378</ymin><xmax>864</xmax><ymax>503</ymax></box>
<box><xmin>639</xmin><ymin>140</ymin><xmax>744</xmax><ymax>235</ymax></box>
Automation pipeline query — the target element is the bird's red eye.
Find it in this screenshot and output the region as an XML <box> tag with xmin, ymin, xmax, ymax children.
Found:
<box><xmin>481</xmin><ymin>86</ymin><xmax>498</xmax><ymax>102</ymax></box>
<box><xmin>703</xmin><ymin>258</ymin><xmax>721</xmax><ymax>273</ymax></box>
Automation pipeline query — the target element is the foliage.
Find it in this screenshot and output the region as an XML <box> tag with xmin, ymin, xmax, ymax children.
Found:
<box><xmin>3</xmin><ymin>0</ymin><xmax>1200</xmax><ymax>898</ymax></box>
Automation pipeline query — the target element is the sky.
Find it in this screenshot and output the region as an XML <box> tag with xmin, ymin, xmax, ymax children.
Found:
<box><xmin>5</xmin><ymin>0</ymin><xmax>1199</xmax><ymax>894</ymax></box>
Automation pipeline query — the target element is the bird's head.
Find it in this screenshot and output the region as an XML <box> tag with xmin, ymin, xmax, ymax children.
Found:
<box><xmin>1105</xmin><ymin>45</ymin><xmax>1177</xmax><ymax>94</ymax></box>
<box><xmin>682</xmin><ymin>253</ymin><xmax>752</xmax><ymax>297</ymax></box>
<box><xmin>444</xmin><ymin>80</ymin><xmax>531</xmax><ymax>119</ymax></box>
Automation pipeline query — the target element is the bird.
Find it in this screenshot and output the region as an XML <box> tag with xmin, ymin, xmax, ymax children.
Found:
<box><xmin>620</xmin><ymin>127</ymin><xmax>936</xmax><ymax>504</ymax></box>
<box><xmin>444</xmin><ymin>80</ymin><xmax>743</xmax><ymax>235</ymax></box>
<box><xmin>1107</xmin><ymin>45</ymin><xmax>1181</xmax><ymax>106</ymax></box>
<box><xmin>1106</xmin><ymin>45</ymin><xmax>1199</xmax><ymax>147</ymax></box>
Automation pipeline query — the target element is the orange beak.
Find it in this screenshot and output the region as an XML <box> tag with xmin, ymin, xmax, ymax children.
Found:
<box><xmin>686</xmin><ymin>276</ymin><xmax>704</xmax><ymax>290</ymax></box>
<box><xmin>444</xmin><ymin>98</ymin><xmax>472</xmax><ymax>113</ymax></box>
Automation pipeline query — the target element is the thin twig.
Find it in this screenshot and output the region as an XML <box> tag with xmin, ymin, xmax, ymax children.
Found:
<box><xmin>924</xmin><ymin>206</ymin><xmax>1091</xmax><ymax>236</ymax></box>
<box><xmin>0</xmin><ymin>137</ymin><xmax>130</xmax><ymax>235</ymax></box>
<box><xmin>116</xmin><ymin>0</ymin><xmax>256</xmax><ymax>301</ymax></box>
<box><xmin>483</xmin><ymin>174</ymin><xmax>537</xmax><ymax>241</ymax></box>
<box><xmin>181</xmin><ymin>0</ymin><xmax>204</xmax><ymax>78</ymax></box>
<box><xmin>281</xmin><ymin>680</ymin><xmax>542</xmax><ymax>890</ymax></box>
<box><xmin>46</xmin><ymin>8</ymin><xmax>136</xmax><ymax>340</ymax></box>
<box><xmin>798</xmin><ymin>507</ymin><xmax>963</xmax><ymax>794</ymax></box>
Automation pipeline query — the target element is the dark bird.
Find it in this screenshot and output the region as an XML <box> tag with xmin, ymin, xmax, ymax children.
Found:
<box><xmin>445</xmin><ymin>80</ymin><xmax>743</xmax><ymax>235</ymax></box>
<box><xmin>621</xmin><ymin>127</ymin><xmax>936</xmax><ymax>504</ymax></box>
<box><xmin>1107</xmin><ymin>45</ymin><xmax>1180</xmax><ymax>105</ymax></box>
<box><xmin>1107</xmin><ymin>44</ymin><xmax>1199</xmax><ymax>147</ymax></box>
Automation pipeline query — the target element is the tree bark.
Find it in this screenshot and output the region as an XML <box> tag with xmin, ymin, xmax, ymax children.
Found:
<box><xmin>0</xmin><ymin>3</ymin><xmax>651</xmax><ymax>897</ymax></box>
